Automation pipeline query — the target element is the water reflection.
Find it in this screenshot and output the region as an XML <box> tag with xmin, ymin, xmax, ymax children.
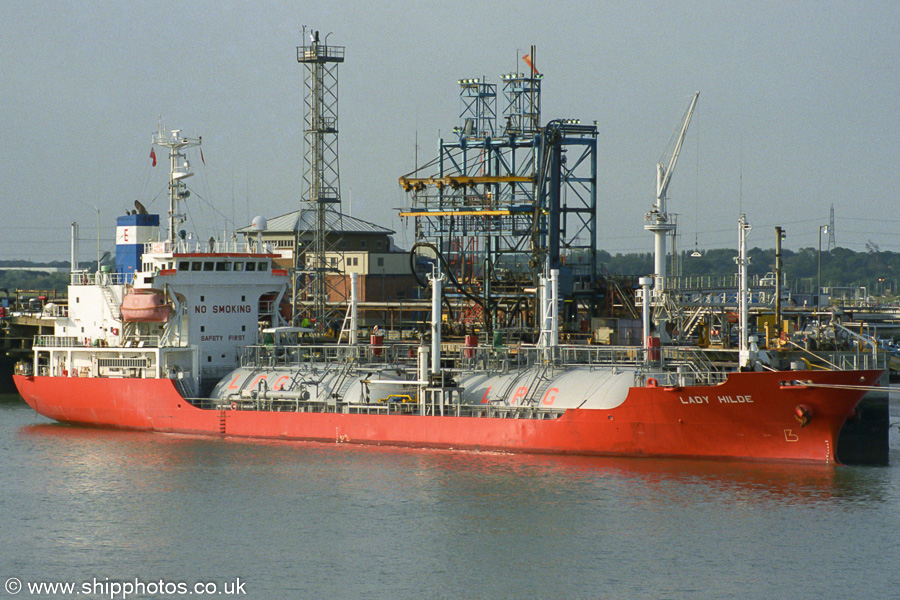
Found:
<box><xmin>17</xmin><ymin>419</ymin><xmax>894</xmax><ymax>510</ymax></box>
<box><xmin>7</xmin><ymin>406</ymin><xmax>900</xmax><ymax>600</ymax></box>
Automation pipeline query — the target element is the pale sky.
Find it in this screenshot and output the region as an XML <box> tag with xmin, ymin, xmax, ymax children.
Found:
<box><xmin>1</xmin><ymin>0</ymin><xmax>898</xmax><ymax>263</ymax></box>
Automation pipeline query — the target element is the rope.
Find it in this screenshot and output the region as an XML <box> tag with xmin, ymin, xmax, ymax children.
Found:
<box><xmin>781</xmin><ymin>339</ymin><xmax>840</xmax><ymax>370</ymax></box>
<box><xmin>798</xmin><ymin>383</ymin><xmax>895</xmax><ymax>393</ymax></box>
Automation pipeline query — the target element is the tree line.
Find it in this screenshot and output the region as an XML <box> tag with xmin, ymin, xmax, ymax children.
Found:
<box><xmin>597</xmin><ymin>247</ymin><xmax>899</xmax><ymax>297</ymax></box>
<box><xmin>2</xmin><ymin>247</ymin><xmax>899</xmax><ymax>298</ymax></box>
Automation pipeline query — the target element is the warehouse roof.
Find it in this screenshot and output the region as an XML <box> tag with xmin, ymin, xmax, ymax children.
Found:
<box><xmin>238</xmin><ymin>208</ymin><xmax>395</xmax><ymax>236</ymax></box>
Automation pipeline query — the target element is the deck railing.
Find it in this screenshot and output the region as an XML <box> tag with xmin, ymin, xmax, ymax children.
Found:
<box><xmin>143</xmin><ymin>239</ymin><xmax>271</xmax><ymax>255</ymax></box>
<box><xmin>237</xmin><ymin>339</ymin><xmax>885</xmax><ymax>391</ymax></box>
<box><xmin>186</xmin><ymin>394</ymin><xmax>566</xmax><ymax>419</ymax></box>
<box><xmin>241</xmin><ymin>341</ymin><xmax>656</xmax><ymax>373</ymax></box>
<box><xmin>34</xmin><ymin>334</ymin><xmax>166</xmax><ymax>349</ymax></box>
<box><xmin>33</xmin><ymin>335</ymin><xmax>82</xmax><ymax>348</ymax></box>
<box><xmin>70</xmin><ymin>271</ymin><xmax>133</xmax><ymax>286</ymax></box>
<box><xmin>240</xmin><ymin>343</ymin><xmax>423</xmax><ymax>369</ymax></box>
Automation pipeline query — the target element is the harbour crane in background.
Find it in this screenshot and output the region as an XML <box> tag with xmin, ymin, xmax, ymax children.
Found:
<box><xmin>643</xmin><ymin>91</ymin><xmax>699</xmax><ymax>340</ymax></box>
<box><xmin>645</xmin><ymin>91</ymin><xmax>699</xmax><ymax>295</ymax></box>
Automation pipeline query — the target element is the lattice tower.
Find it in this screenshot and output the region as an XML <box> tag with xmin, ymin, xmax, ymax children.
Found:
<box><xmin>296</xmin><ymin>29</ymin><xmax>346</xmax><ymax>333</ymax></box>
<box><xmin>828</xmin><ymin>204</ymin><xmax>836</xmax><ymax>251</ymax></box>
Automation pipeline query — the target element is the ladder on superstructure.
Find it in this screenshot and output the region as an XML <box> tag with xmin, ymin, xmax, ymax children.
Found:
<box><xmin>99</xmin><ymin>283</ymin><xmax>122</xmax><ymax>321</ymax></box>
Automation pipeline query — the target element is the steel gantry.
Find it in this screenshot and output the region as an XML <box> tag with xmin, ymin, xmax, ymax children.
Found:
<box><xmin>399</xmin><ymin>51</ymin><xmax>598</xmax><ymax>336</ymax></box>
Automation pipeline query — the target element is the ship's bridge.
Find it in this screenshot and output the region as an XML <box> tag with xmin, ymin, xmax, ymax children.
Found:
<box><xmin>136</xmin><ymin>239</ymin><xmax>282</xmax><ymax>285</ymax></box>
<box><xmin>142</xmin><ymin>238</ymin><xmax>274</xmax><ymax>257</ymax></box>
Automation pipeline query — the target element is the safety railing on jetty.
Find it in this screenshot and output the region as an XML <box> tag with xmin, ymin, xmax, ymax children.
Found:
<box><xmin>664</xmin><ymin>273</ymin><xmax>782</xmax><ymax>291</ymax></box>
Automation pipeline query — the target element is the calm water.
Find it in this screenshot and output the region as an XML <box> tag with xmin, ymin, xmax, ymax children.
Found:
<box><xmin>2</xmin><ymin>393</ymin><xmax>900</xmax><ymax>600</ymax></box>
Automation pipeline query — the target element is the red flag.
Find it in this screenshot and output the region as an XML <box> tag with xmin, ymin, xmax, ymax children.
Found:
<box><xmin>150</xmin><ymin>147</ymin><xmax>157</xmax><ymax>167</ymax></box>
<box><xmin>200</xmin><ymin>147</ymin><xmax>205</xmax><ymax>166</ymax></box>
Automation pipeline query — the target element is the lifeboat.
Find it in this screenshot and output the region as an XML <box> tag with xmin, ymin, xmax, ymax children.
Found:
<box><xmin>121</xmin><ymin>290</ymin><xmax>172</xmax><ymax>322</ymax></box>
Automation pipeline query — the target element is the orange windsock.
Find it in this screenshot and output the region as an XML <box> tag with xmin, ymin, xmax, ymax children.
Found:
<box><xmin>522</xmin><ymin>53</ymin><xmax>539</xmax><ymax>76</ymax></box>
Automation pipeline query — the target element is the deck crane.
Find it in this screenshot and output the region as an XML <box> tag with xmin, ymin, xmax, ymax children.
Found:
<box><xmin>644</xmin><ymin>91</ymin><xmax>699</xmax><ymax>295</ymax></box>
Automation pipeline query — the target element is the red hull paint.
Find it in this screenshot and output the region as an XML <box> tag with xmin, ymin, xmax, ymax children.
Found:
<box><xmin>13</xmin><ymin>369</ymin><xmax>882</xmax><ymax>463</ymax></box>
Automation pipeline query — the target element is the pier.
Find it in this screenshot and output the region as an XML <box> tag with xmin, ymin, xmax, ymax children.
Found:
<box><xmin>1</xmin><ymin>290</ymin><xmax>61</xmax><ymax>391</ymax></box>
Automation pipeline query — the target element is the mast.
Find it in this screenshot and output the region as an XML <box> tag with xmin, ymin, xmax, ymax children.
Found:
<box><xmin>775</xmin><ymin>226</ymin><xmax>784</xmax><ymax>333</ymax></box>
<box><xmin>737</xmin><ymin>214</ymin><xmax>752</xmax><ymax>368</ymax></box>
<box><xmin>152</xmin><ymin>123</ymin><xmax>201</xmax><ymax>244</ymax></box>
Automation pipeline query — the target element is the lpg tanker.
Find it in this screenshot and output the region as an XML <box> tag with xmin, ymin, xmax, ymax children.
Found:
<box><xmin>13</xmin><ymin>125</ymin><xmax>886</xmax><ymax>464</ymax></box>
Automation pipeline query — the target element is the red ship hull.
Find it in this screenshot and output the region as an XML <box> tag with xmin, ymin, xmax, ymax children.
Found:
<box><xmin>13</xmin><ymin>369</ymin><xmax>882</xmax><ymax>463</ymax></box>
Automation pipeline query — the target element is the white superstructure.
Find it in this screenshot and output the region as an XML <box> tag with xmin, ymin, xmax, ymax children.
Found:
<box><xmin>31</xmin><ymin>126</ymin><xmax>290</xmax><ymax>396</ymax></box>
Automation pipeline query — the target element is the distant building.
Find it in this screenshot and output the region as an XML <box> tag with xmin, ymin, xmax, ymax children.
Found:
<box><xmin>237</xmin><ymin>209</ymin><xmax>420</xmax><ymax>304</ymax></box>
<box><xmin>0</xmin><ymin>267</ymin><xmax>69</xmax><ymax>274</ymax></box>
